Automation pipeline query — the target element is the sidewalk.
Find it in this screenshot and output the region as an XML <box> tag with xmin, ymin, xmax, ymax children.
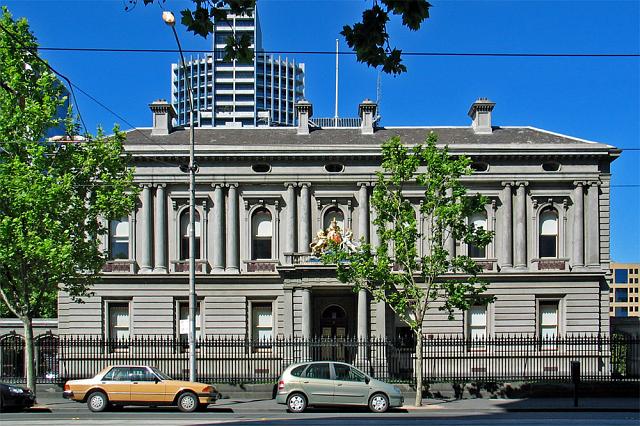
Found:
<box><xmin>31</xmin><ymin>391</ymin><xmax>640</xmax><ymax>413</ymax></box>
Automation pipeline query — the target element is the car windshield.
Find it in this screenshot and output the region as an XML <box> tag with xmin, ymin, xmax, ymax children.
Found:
<box><xmin>150</xmin><ymin>367</ymin><xmax>172</xmax><ymax>380</ymax></box>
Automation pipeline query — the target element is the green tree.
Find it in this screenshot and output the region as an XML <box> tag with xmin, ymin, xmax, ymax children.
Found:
<box><xmin>0</xmin><ymin>7</ymin><xmax>138</xmax><ymax>394</ymax></box>
<box><xmin>133</xmin><ymin>0</ymin><xmax>431</xmax><ymax>75</ymax></box>
<box><xmin>322</xmin><ymin>133</ymin><xmax>493</xmax><ymax>406</ymax></box>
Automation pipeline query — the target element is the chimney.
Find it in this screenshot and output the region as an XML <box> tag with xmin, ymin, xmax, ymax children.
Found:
<box><xmin>149</xmin><ymin>99</ymin><xmax>177</xmax><ymax>136</ymax></box>
<box><xmin>296</xmin><ymin>99</ymin><xmax>313</xmax><ymax>135</ymax></box>
<box><xmin>468</xmin><ymin>98</ymin><xmax>495</xmax><ymax>134</ymax></box>
<box><xmin>359</xmin><ymin>99</ymin><xmax>377</xmax><ymax>135</ymax></box>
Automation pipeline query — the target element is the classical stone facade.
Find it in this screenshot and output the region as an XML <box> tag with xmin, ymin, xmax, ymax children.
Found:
<box><xmin>57</xmin><ymin>98</ymin><xmax>619</xmax><ymax>342</ymax></box>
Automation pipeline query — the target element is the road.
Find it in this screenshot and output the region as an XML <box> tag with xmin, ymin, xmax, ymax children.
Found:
<box><xmin>2</xmin><ymin>399</ymin><xmax>639</xmax><ymax>426</ymax></box>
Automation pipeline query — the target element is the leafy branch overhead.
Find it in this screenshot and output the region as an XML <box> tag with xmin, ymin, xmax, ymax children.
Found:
<box><xmin>133</xmin><ymin>0</ymin><xmax>431</xmax><ymax>74</ymax></box>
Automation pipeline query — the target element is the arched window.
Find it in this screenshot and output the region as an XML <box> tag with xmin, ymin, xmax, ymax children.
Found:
<box><xmin>323</xmin><ymin>207</ymin><xmax>344</xmax><ymax>231</ymax></box>
<box><xmin>36</xmin><ymin>334</ymin><xmax>59</xmax><ymax>379</ymax></box>
<box><xmin>468</xmin><ymin>211</ymin><xmax>488</xmax><ymax>258</ymax></box>
<box><xmin>109</xmin><ymin>218</ymin><xmax>129</xmax><ymax>260</ymax></box>
<box><xmin>252</xmin><ymin>208</ymin><xmax>272</xmax><ymax>260</ymax></box>
<box><xmin>180</xmin><ymin>210</ymin><xmax>201</xmax><ymax>260</ymax></box>
<box><xmin>539</xmin><ymin>208</ymin><xmax>559</xmax><ymax>258</ymax></box>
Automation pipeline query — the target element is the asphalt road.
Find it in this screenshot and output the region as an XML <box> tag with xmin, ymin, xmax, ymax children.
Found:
<box><xmin>2</xmin><ymin>404</ymin><xmax>639</xmax><ymax>426</ymax></box>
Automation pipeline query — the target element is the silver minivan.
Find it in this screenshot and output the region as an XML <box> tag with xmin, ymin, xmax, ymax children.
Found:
<box><xmin>275</xmin><ymin>362</ymin><xmax>403</xmax><ymax>413</ymax></box>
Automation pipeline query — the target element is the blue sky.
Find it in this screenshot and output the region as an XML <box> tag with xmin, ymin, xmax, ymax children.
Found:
<box><xmin>4</xmin><ymin>0</ymin><xmax>639</xmax><ymax>262</ymax></box>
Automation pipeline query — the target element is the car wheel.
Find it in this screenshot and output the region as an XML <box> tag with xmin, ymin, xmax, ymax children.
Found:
<box><xmin>368</xmin><ymin>393</ymin><xmax>389</xmax><ymax>413</ymax></box>
<box><xmin>286</xmin><ymin>393</ymin><xmax>307</xmax><ymax>413</ymax></box>
<box><xmin>177</xmin><ymin>392</ymin><xmax>199</xmax><ymax>413</ymax></box>
<box><xmin>87</xmin><ymin>391</ymin><xmax>108</xmax><ymax>413</ymax></box>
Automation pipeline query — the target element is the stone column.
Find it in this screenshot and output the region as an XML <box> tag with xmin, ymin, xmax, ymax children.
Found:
<box><xmin>357</xmin><ymin>289</ymin><xmax>368</xmax><ymax>340</ymax></box>
<box><xmin>501</xmin><ymin>182</ymin><xmax>513</xmax><ymax>269</ymax></box>
<box><xmin>226</xmin><ymin>184</ymin><xmax>239</xmax><ymax>273</ymax></box>
<box><xmin>586</xmin><ymin>181</ymin><xmax>600</xmax><ymax>267</ymax></box>
<box><xmin>284</xmin><ymin>183</ymin><xmax>297</xmax><ymax>256</ymax></box>
<box><xmin>358</xmin><ymin>183</ymin><xmax>370</xmax><ymax>243</ymax></box>
<box><xmin>514</xmin><ymin>182</ymin><xmax>528</xmax><ymax>269</ymax></box>
<box><xmin>153</xmin><ymin>184</ymin><xmax>167</xmax><ymax>273</ymax></box>
<box><xmin>301</xmin><ymin>288</ymin><xmax>311</xmax><ymax>339</ymax></box>
<box><xmin>139</xmin><ymin>184</ymin><xmax>153</xmax><ymax>273</ymax></box>
<box><xmin>374</xmin><ymin>300</ymin><xmax>387</xmax><ymax>338</ymax></box>
<box><xmin>572</xmin><ymin>182</ymin><xmax>585</xmax><ymax>268</ymax></box>
<box><xmin>299</xmin><ymin>183</ymin><xmax>311</xmax><ymax>252</ymax></box>
<box><xmin>212</xmin><ymin>184</ymin><xmax>225</xmax><ymax>273</ymax></box>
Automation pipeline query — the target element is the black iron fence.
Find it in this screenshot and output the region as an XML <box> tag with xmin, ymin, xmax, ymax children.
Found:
<box><xmin>1</xmin><ymin>334</ymin><xmax>638</xmax><ymax>384</ymax></box>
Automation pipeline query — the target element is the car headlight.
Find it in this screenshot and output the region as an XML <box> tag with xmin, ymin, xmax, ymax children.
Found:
<box><xmin>9</xmin><ymin>386</ymin><xmax>24</xmax><ymax>394</ymax></box>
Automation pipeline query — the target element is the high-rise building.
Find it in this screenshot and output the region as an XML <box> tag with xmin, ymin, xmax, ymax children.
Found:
<box><xmin>170</xmin><ymin>10</ymin><xmax>305</xmax><ymax>128</ymax></box>
<box><xmin>609</xmin><ymin>262</ymin><xmax>640</xmax><ymax>317</ymax></box>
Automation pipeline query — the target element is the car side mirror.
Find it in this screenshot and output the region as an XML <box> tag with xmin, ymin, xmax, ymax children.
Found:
<box><xmin>154</xmin><ymin>377</ymin><xmax>159</xmax><ymax>384</ymax></box>
<box><xmin>365</xmin><ymin>377</ymin><xmax>370</xmax><ymax>385</ymax></box>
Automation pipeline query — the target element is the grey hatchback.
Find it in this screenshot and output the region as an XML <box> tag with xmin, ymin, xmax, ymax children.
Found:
<box><xmin>275</xmin><ymin>362</ymin><xmax>403</xmax><ymax>413</ymax></box>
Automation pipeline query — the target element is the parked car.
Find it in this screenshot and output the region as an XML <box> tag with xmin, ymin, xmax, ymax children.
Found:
<box><xmin>63</xmin><ymin>365</ymin><xmax>220</xmax><ymax>412</ymax></box>
<box><xmin>276</xmin><ymin>361</ymin><xmax>403</xmax><ymax>413</ymax></box>
<box><xmin>0</xmin><ymin>382</ymin><xmax>36</xmax><ymax>412</ymax></box>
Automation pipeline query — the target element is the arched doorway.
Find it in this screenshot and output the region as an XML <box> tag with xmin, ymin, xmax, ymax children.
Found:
<box><xmin>320</xmin><ymin>305</ymin><xmax>348</xmax><ymax>361</ymax></box>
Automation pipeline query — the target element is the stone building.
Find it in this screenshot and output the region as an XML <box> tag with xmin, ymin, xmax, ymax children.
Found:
<box><xmin>57</xmin><ymin>98</ymin><xmax>619</xmax><ymax>343</ymax></box>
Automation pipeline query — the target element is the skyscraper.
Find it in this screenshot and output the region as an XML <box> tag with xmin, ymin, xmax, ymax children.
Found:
<box><xmin>170</xmin><ymin>9</ymin><xmax>305</xmax><ymax>128</ymax></box>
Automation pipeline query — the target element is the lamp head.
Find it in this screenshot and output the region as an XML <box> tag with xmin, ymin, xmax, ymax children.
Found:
<box><xmin>162</xmin><ymin>11</ymin><xmax>176</xmax><ymax>26</ymax></box>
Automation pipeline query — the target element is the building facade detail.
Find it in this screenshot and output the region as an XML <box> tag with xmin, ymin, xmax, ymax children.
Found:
<box><xmin>58</xmin><ymin>98</ymin><xmax>619</xmax><ymax>344</ymax></box>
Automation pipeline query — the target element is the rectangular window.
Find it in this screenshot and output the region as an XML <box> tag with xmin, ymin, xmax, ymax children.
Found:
<box><xmin>468</xmin><ymin>305</ymin><xmax>487</xmax><ymax>341</ymax></box>
<box><xmin>109</xmin><ymin>218</ymin><xmax>129</xmax><ymax>260</ymax></box>
<box><xmin>251</xmin><ymin>304</ymin><xmax>273</xmax><ymax>342</ymax></box>
<box><xmin>539</xmin><ymin>301</ymin><xmax>559</xmax><ymax>348</ymax></box>
<box><xmin>615</xmin><ymin>288</ymin><xmax>629</xmax><ymax>302</ymax></box>
<box><xmin>178</xmin><ymin>301</ymin><xmax>201</xmax><ymax>341</ymax></box>
<box><xmin>615</xmin><ymin>269</ymin><xmax>629</xmax><ymax>284</ymax></box>
<box><xmin>615</xmin><ymin>306</ymin><xmax>628</xmax><ymax>317</ymax></box>
<box><xmin>107</xmin><ymin>303</ymin><xmax>130</xmax><ymax>350</ymax></box>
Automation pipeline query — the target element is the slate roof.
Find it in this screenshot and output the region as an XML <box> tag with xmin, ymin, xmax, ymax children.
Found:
<box><xmin>125</xmin><ymin>126</ymin><xmax>614</xmax><ymax>148</ymax></box>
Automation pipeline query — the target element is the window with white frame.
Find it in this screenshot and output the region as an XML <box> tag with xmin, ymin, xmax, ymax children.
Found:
<box><xmin>179</xmin><ymin>210</ymin><xmax>201</xmax><ymax>260</ymax></box>
<box><xmin>539</xmin><ymin>300</ymin><xmax>559</xmax><ymax>344</ymax></box>
<box><xmin>178</xmin><ymin>301</ymin><xmax>202</xmax><ymax>341</ymax></box>
<box><xmin>539</xmin><ymin>208</ymin><xmax>559</xmax><ymax>258</ymax></box>
<box><xmin>251</xmin><ymin>209</ymin><xmax>272</xmax><ymax>260</ymax></box>
<box><xmin>468</xmin><ymin>212</ymin><xmax>488</xmax><ymax>258</ymax></box>
<box><xmin>251</xmin><ymin>304</ymin><xmax>273</xmax><ymax>343</ymax></box>
<box><xmin>467</xmin><ymin>304</ymin><xmax>487</xmax><ymax>341</ymax></box>
<box><xmin>323</xmin><ymin>207</ymin><xmax>344</xmax><ymax>231</ymax></box>
<box><xmin>109</xmin><ymin>218</ymin><xmax>129</xmax><ymax>260</ymax></box>
<box><xmin>107</xmin><ymin>303</ymin><xmax>130</xmax><ymax>347</ymax></box>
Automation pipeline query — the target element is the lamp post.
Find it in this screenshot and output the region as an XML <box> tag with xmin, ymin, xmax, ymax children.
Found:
<box><xmin>163</xmin><ymin>10</ymin><xmax>197</xmax><ymax>382</ymax></box>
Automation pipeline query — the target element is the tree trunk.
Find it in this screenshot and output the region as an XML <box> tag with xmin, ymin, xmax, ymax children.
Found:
<box><xmin>414</xmin><ymin>328</ymin><xmax>423</xmax><ymax>407</ymax></box>
<box><xmin>22</xmin><ymin>317</ymin><xmax>36</xmax><ymax>396</ymax></box>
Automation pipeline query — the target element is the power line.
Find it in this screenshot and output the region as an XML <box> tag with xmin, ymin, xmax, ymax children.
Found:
<box><xmin>0</xmin><ymin>23</ymin><xmax>88</xmax><ymax>133</ymax></box>
<box><xmin>19</xmin><ymin>46</ymin><xmax>640</xmax><ymax>58</ymax></box>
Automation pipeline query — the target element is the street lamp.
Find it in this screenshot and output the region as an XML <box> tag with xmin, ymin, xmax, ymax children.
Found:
<box><xmin>163</xmin><ymin>10</ymin><xmax>198</xmax><ymax>382</ymax></box>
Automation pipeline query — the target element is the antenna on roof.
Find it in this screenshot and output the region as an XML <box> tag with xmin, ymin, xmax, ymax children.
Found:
<box><xmin>334</xmin><ymin>38</ymin><xmax>339</xmax><ymax>127</ymax></box>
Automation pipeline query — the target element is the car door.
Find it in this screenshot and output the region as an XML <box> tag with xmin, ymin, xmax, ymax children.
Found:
<box><xmin>332</xmin><ymin>363</ymin><xmax>369</xmax><ymax>406</ymax></box>
<box><xmin>129</xmin><ymin>367</ymin><xmax>165</xmax><ymax>403</ymax></box>
<box><xmin>100</xmin><ymin>367</ymin><xmax>131</xmax><ymax>402</ymax></box>
<box><xmin>300</xmin><ymin>363</ymin><xmax>334</xmax><ymax>405</ymax></box>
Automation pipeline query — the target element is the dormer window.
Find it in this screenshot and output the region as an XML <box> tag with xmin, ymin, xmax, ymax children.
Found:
<box><xmin>542</xmin><ymin>161</ymin><xmax>561</xmax><ymax>172</ymax></box>
<box><xmin>470</xmin><ymin>162</ymin><xmax>489</xmax><ymax>172</ymax></box>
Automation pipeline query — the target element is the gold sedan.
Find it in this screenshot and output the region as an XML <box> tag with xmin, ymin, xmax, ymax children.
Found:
<box><xmin>63</xmin><ymin>365</ymin><xmax>220</xmax><ymax>412</ymax></box>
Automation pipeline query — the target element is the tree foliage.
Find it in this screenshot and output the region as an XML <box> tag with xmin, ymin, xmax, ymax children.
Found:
<box><xmin>322</xmin><ymin>133</ymin><xmax>493</xmax><ymax>405</ymax></box>
<box><xmin>131</xmin><ymin>0</ymin><xmax>431</xmax><ymax>74</ymax></box>
<box><xmin>0</xmin><ymin>7</ymin><xmax>138</xmax><ymax>392</ymax></box>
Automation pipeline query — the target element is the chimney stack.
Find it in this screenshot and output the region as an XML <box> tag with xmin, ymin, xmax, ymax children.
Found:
<box><xmin>468</xmin><ymin>98</ymin><xmax>495</xmax><ymax>134</ymax></box>
<box><xmin>359</xmin><ymin>99</ymin><xmax>377</xmax><ymax>135</ymax></box>
<box><xmin>149</xmin><ymin>99</ymin><xmax>177</xmax><ymax>136</ymax></box>
<box><xmin>296</xmin><ymin>99</ymin><xmax>313</xmax><ymax>135</ymax></box>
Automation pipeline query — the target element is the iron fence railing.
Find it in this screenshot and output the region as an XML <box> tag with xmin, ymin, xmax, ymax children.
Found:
<box><xmin>0</xmin><ymin>334</ymin><xmax>638</xmax><ymax>384</ymax></box>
